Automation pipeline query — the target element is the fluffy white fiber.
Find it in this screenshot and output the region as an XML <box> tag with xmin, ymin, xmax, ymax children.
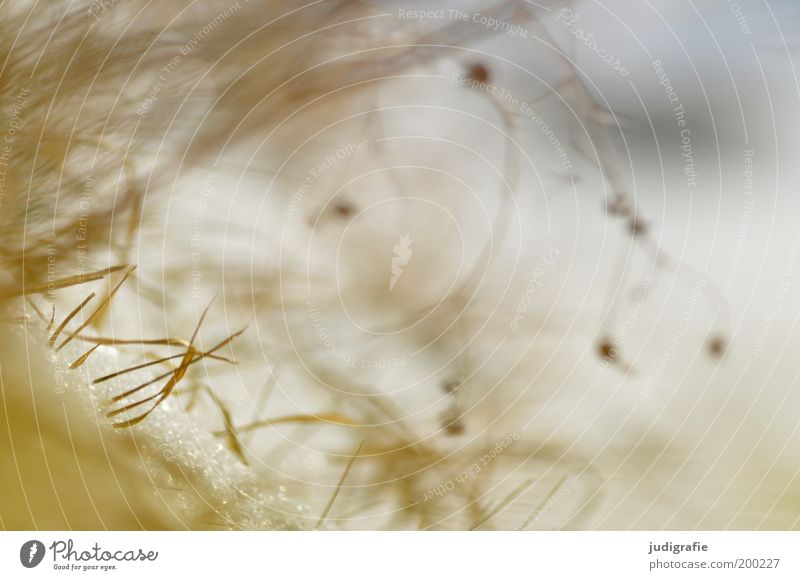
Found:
<box><xmin>2</xmin><ymin>0</ymin><xmax>800</xmax><ymax>530</ymax></box>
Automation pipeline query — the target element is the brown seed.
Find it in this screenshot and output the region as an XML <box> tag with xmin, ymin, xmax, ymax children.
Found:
<box><xmin>599</xmin><ymin>339</ymin><xmax>617</xmax><ymax>362</ymax></box>
<box><xmin>333</xmin><ymin>201</ymin><xmax>354</xmax><ymax>218</ymax></box>
<box><xmin>441</xmin><ymin>380</ymin><xmax>460</xmax><ymax>394</ymax></box>
<box><xmin>629</xmin><ymin>216</ymin><xmax>647</xmax><ymax>236</ymax></box>
<box><xmin>442</xmin><ymin>415</ymin><xmax>466</xmax><ymax>436</ymax></box>
<box><xmin>466</xmin><ymin>63</ymin><xmax>490</xmax><ymax>84</ymax></box>
<box><xmin>708</xmin><ymin>336</ymin><xmax>726</xmax><ymax>357</ymax></box>
<box><xmin>606</xmin><ymin>197</ymin><xmax>630</xmax><ymax>217</ymax></box>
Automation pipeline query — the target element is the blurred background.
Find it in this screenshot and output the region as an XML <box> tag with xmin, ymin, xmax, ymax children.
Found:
<box><xmin>1</xmin><ymin>0</ymin><xmax>800</xmax><ymax>530</ymax></box>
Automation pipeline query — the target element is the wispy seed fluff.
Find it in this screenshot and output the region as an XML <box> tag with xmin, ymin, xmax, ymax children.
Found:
<box><xmin>2</xmin><ymin>0</ymin><xmax>799</xmax><ymax>531</ymax></box>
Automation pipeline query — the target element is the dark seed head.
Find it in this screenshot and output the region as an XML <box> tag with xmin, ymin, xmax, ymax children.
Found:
<box><xmin>708</xmin><ymin>336</ymin><xmax>726</xmax><ymax>357</ymax></box>
<box><xmin>442</xmin><ymin>415</ymin><xmax>466</xmax><ymax>436</ymax></box>
<box><xmin>599</xmin><ymin>339</ymin><xmax>617</xmax><ymax>362</ymax></box>
<box><xmin>466</xmin><ymin>63</ymin><xmax>490</xmax><ymax>84</ymax></box>
<box><xmin>441</xmin><ymin>380</ymin><xmax>460</xmax><ymax>394</ymax></box>
<box><xmin>629</xmin><ymin>216</ymin><xmax>647</xmax><ymax>236</ymax></box>
<box><xmin>333</xmin><ymin>201</ymin><xmax>354</xmax><ymax>218</ymax></box>
<box><xmin>606</xmin><ymin>197</ymin><xmax>630</xmax><ymax>217</ymax></box>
